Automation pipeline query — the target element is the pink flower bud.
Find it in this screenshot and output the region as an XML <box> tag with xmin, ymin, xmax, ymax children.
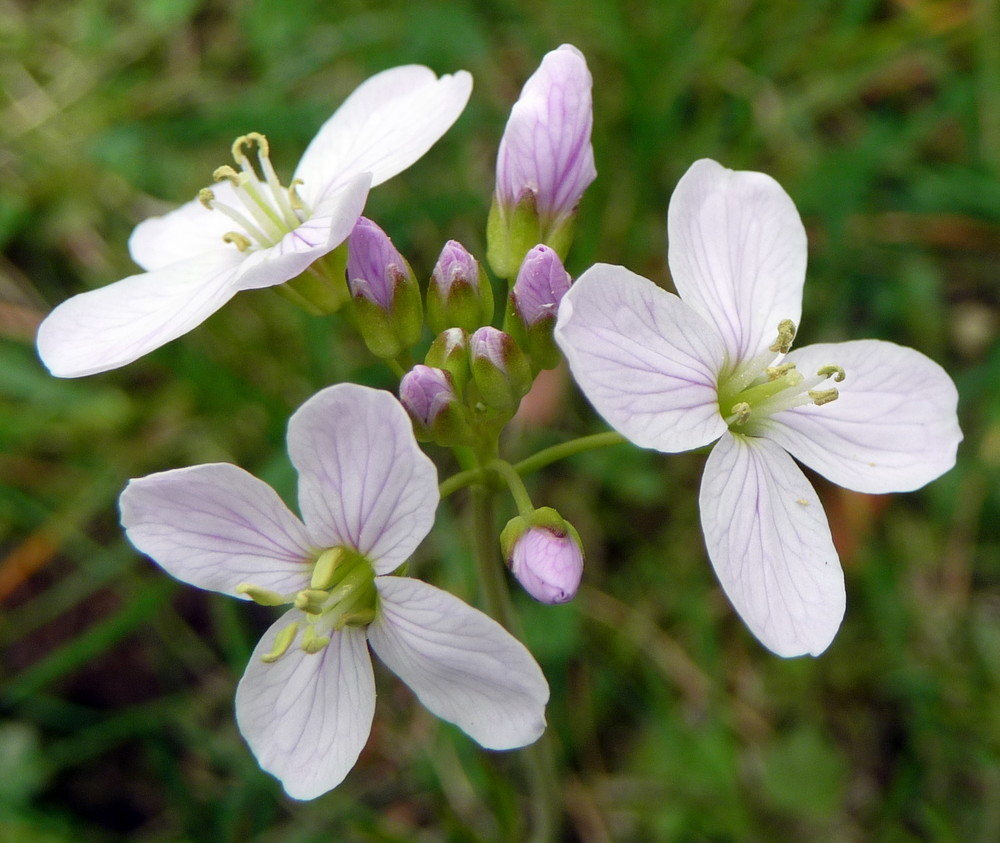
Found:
<box><xmin>431</xmin><ymin>240</ymin><xmax>479</xmax><ymax>297</ymax></box>
<box><xmin>509</xmin><ymin>525</ymin><xmax>584</xmax><ymax>604</ymax></box>
<box><xmin>495</xmin><ymin>44</ymin><xmax>596</xmax><ymax>231</ymax></box>
<box><xmin>346</xmin><ymin>217</ymin><xmax>413</xmax><ymax>309</ymax></box>
<box><xmin>511</xmin><ymin>245</ymin><xmax>572</xmax><ymax>326</ymax></box>
<box><xmin>399</xmin><ymin>365</ymin><xmax>456</xmax><ymax>428</ymax></box>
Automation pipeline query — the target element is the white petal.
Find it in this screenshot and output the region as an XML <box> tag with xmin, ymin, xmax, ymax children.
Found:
<box><xmin>236</xmin><ymin>612</ymin><xmax>375</xmax><ymax>800</ymax></box>
<box><xmin>700</xmin><ymin>433</ymin><xmax>845</xmax><ymax>657</ymax></box>
<box><xmin>294</xmin><ymin>66</ymin><xmax>472</xmax><ymax>206</ymax></box>
<box><xmin>119</xmin><ymin>464</ymin><xmax>313</xmax><ymax>598</ymax></box>
<box><xmin>554</xmin><ymin>263</ymin><xmax>728</xmax><ymax>453</ymax></box>
<box><xmin>763</xmin><ymin>339</ymin><xmax>962</xmax><ymax>493</ymax></box>
<box><xmin>36</xmin><ymin>248</ymin><xmax>244</xmax><ymax>378</ymax></box>
<box><xmin>128</xmin><ymin>181</ymin><xmax>242</xmax><ymax>271</ymax></box>
<box><xmin>667</xmin><ymin>158</ymin><xmax>807</xmax><ymax>363</ymax></box>
<box><xmin>287</xmin><ymin>384</ymin><xmax>439</xmax><ymax>574</ymax></box>
<box><xmin>233</xmin><ymin>173</ymin><xmax>371</xmax><ymax>291</ymax></box>
<box><xmin>369</xmin><ymin>577</ymin><xmax>548</xmax><ymax>749</ymax></box>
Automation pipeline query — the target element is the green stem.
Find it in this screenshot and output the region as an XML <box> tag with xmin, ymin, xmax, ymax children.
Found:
<box><xmin>488</xmin><ymin>459</ymin><xmax>534</xmax><ymax>517</ymax></box>
<box><xmin>439</xmin><ymin>431</ymin><xmax>627</xmax><ymax>498</ymax></box>
<box><xmin>514</xmin><ymin>431</ymin><xmax>627</xmax><ymax>476</ymax></box>
<box><xmin>468</xmin><ymin>485</ymin><xmax>558</xmax><ymax>841</ymax></box>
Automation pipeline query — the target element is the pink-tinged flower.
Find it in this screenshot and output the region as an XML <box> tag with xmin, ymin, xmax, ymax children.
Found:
<box><xmin>119</xmin><ymin>384</ymin><xmax>548</xmax><ymax>799</ymax></box>
<box><xmin>346</xmin><ymin>216</ymin><xmax>414</xmax><ymax>309</ymax></box>
<box><xmin>426</xmin><ymin>240</ymin><xmax>493</xmax><ymax>334</ymax></box>
<box><xmin>555</xmin><ymin>158</ymin><xmax>961</xmax><ymax>658</ymax></box>
<box><xmin>487</xmin><ymin>44</ymin><xmax>596</xmax><ymax>278</ymax></box>
<box><xmin>505</xmin><ymin>521</ymin><xmax>584</xmax><ymax>605</ymax></box>
<box><xmin>510</xmin><ymin>245</ymin><xmax>572</xmax><ymax>328</ymax></box>
<box><xmin>37</xmin><ymin>66</ymin><xmax>472</xmax><ymax>377</ymax></box>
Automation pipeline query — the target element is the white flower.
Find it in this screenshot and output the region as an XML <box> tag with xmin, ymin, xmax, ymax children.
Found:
<box><xmin>119</xmin><ymin>383</ymin><xmax>548</xmax><ymax>799</ymax></box>
<box><xmin>555</xmin><ymin>158</ymin><xmax>962</xmax><ymax>658</ymax></box>
<box><xmin>37</xmin><ymin>66</ymin><xmax>473</xmax><ymax>377</ymax></box>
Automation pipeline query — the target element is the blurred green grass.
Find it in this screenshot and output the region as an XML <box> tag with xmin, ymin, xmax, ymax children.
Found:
<box><xmin>2</xmin><ymin>0</ymin><xmax>999</xmax><ymax>839</ymax></box>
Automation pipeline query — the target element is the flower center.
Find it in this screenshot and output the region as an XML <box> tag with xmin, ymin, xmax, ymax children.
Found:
<box><xmin>235</xmin><ymin>546</ymin><xmax>378</xmax><ymax>662</ymax></box>
<box><xmin>717</xmin><ymin>319</ymin><xmax>846</xmax><ymax>432</ymax></box>
<box><xmin>198</xmin><ymin>132</ymin><xmax>312</xmax><ymax>251</ymax></box>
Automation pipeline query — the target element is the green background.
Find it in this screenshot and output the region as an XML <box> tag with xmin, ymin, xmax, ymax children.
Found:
<box><xmin>2</xmin><ymin>0</ymin><xmax>999</xmax><ymax>839</ymax></box>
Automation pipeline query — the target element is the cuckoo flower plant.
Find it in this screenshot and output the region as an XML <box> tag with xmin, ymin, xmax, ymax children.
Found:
<box><xmin>119</xmin><ymin>384</ymin><xmax>548</xmax><ymax>799</ymax></box>
<box><xmin>555</xmin><ymin>158</ymin><xmax>961</xmax><ymax>658</ymax></box>
<box><xmin>38</xmin><ymin>66</ymin><xmax>472</xmax><ymax>377</ymax></box>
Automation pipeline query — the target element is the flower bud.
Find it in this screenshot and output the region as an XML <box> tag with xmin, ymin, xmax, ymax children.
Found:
<box><xmin>500</xmin><ymin>507</ymin><xmax>584</xmax><ymax>604</ymax></box>
<box><xmin>399</xmin><ymin>365</ymin><xmax>472</xmax><ymax>446</ymax></box>
<box><xmin>506</xmin><ymin>244</ymin><xmax>572</xmax><ymax>370</ymax></box>
<box><xmin>425</xmin><ymin>328</ymin><xmax>471</xmax><ymax>393</ymax></box>
<box><xmin>487</xmin><ymin>44</ymin><xmax>596</xmax><ymax>279</ymax></box>
<box><xmin>469</xmin><ymin>326</ymin><xmax>532</xmax><ymax>413</ymax></box>
<box><xmin>427</xmin><ymin>240</ymin><xmax>494</xmax><ymax>334</ymax></box>
<box><xmin>347</xmin><ymin>217</ymin><xmax>422</xmax><ymax>359</ymax></box>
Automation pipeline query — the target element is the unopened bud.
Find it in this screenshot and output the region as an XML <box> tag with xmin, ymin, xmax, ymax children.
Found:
<box><xmin>347</xmin><ymin>217</ymin><xmax>422</xmax><ymax>358</ymax></box>
<box><xmin>506</xmin><ymin>244</ymin><xmax>572</xmax><ymax>370</ymax></box>
<box><xmin>501</xmin><ymin>508</ymin><xmax>584</xmax><ymax>604</ymax></box>
<box><xmin>427</xmin><ymin>240</ymin><xmax>494</xmax><ymax>334</ymax></box>
<box><xmin>425</xmin><ymin>328</ymin><xmax>471</xmax><ymax>393</ymax></box>
<box><xmin>469</xmin><ymin>327</ymin><xmax>532</xmax><ymax>412</ymax></box>
<box><xmin>399</xmin><ymin>364</ymin><xmax>473</xmax><ymax>446</ymax></box>
<box><xmin>487</xmin><ymin>44</ymin><xmax>596</xmax><ymax>278</ymax></box>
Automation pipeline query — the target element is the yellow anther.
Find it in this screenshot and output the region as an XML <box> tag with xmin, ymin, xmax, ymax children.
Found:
<box><xmin>222</xmin><ymin>232</ymin><xmax>252</xmax><ymax>251</ymax></box>
<box><xmin>294</xmin><ymin>588</ymin><xmax>331</xmax><ymax>615</ymax></box>
<box><xmin>766</xmin><ymin>362</ymin><xmax>796</xmax><ymax>381</ymax></box>
<box><xmin>730</xmin><ymin>401</ymin><xmax>751</xmax><ymax>425</ymax></box>
<box><xmin>261</xmin><ymin>622</ymin><xmax>300</xmax><ymax>663</ymax></box>
<box><xmin>300</xmin><ymin>625</ymin><xmax>331</xmax><ymax>654</ymax></box>
<box><xmin>198</xmin><ymin>187</ymin><xmax>216</xmax><ymax>209</ymax></box>
<box><xmin>768</xmin><ymin>320</ymin><xmax>797</xmax><ymax>354</ymax></box>
<box><xmin>817</xmin><ymin>364</ymin><xmax>846</xmax><ymax>383</ymax></box>
<box><xmin>213</xmin><ymin>164</ymin><xmax>240</xmax><ymax>184</ymax></box>
<box><xmin>808</xmin><ymin>388</ymin><xmax>839</xmax><ymax>406</ymax></box>
<box><xmin>311</xmin><ymin>547</ymin><xmax>345</xmax><ymax>590</ymax></box>
<box><xmin>236</xmin><ymin>582</ymin><xmax>287</xmax><ymax>606</ymax></box>
<box><xmin>232</xmin><ymin>131</ymin><xmax>269</xmax><ymax>161</ymax></box>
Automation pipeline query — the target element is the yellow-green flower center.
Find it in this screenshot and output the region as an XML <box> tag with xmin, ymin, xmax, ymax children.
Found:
<box><xmin>236</xmin><ymin>546</ymin><xmax>378</xmax><ymax>662</ymax></box>
<box><xmin>717</xmin><ymin>320</ymin><xmax>845</xmax><ymax>433</ymax></box>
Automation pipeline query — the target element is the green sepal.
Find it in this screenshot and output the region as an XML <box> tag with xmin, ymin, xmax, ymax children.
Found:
<box><xmin>504</xmin><ymin>295</ymin><xmax>561</xmax><ymax>373</ymax></box>
<box><xmin>486</xmin><ymin>190</ymin><xmax>542</xmax><ymax>281</ymax></box>
<box><xmin>471</xmin><ymin>332</ymin><xmax>532</xmax><ymax>412</ymax></box>
<box><xmin>351</xmin><ymin>267</ymin><xmax>423</xmax><ymax>360</ymax></box>
<box><xmin>427</xmin><ymin>263</ymin><xmax>494</xmax><ymax>335</ymax></box>
<box><xmin>425</xmin><ymin>329</ymin><xmax>471</xmax><ymax>394</ymax></box>
<box><xmin>277</xmin><ymin>244</ymin><xmax>351</xmax><ymax>315</ymax></box>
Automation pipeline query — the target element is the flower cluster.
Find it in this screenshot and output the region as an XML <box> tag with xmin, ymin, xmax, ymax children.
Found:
<box><xmin>34</xmin><ymin>41</ymin><xmax>962</xmax><ymax>811</ymax></box>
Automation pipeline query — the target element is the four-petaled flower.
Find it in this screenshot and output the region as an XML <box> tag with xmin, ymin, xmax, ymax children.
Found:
<box><xmin>555</xmin><ymin>158</ymin><xmax>961</xmax><ymax>657</ymax></box>
<box><xmin>119</xmin><ymin>383</ymin><xmax>548</xmax><ymax>799</ymax></box>
<box><xmin>38</xmin><ymin>66</ymin><xmax>472</xmax><ymax>377</ymax></box>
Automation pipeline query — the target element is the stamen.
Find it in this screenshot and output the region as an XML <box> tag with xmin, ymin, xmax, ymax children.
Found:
<box><xmin>808</xmin><ymin>388</ymin><xmax>839</xmax><ymax>406</ymax></box>
<box><xmin>236</xmin><ymin>582</ymin><xmax>287</xmax><ymax>606</ymax></box>
<box><xmin>294</xmin><ymin>588</ymin><xmax>331</xmax><ymax>615</ymax></box>
<box><xmin>766</xmin><ymin>362</ymin><xmax>796</xmax><ymax>381</ymax></box>
<box><xmin>213</xmin><ymin>165</ymin><xmax>240</xmax><ymax>184</ymax></box>
<box><xmin>223</xmin><ymin>232</ymin><xmax>252</xmax><ymax>251</ymax></box>
<box><xmin>300</xmin><ymin>625</ymin><xmax>331</xmax><ymax>654</ymax></box>
<box><xmin>730</xmin><ymin>401</ymin><xmax>751</xmax><ymax>425</ymax></box>
<box><xmin>261</xmin><ymin>622</ymin><xmax>300</xmax><ymax>663</ymax></box>
<box><xmin>817</xmin><ymin>364</ymin><xmax>846</xmax><ymax>383</ymax></box>
<box><xmin>769</xmin><ymin>319</ymin><xmax>797</xmax><ymax>354</ymax></box>
<box><xmin>199</xmin><ymin>188</ymin><xmax>216</xmax><ymax>209</ymax></box>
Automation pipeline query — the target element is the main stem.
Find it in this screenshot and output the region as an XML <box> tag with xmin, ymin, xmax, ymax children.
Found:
<box><xmin>469</xmin><ymin>484</ymin><xmax>558</xmax><ymax>842</ymax></box>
